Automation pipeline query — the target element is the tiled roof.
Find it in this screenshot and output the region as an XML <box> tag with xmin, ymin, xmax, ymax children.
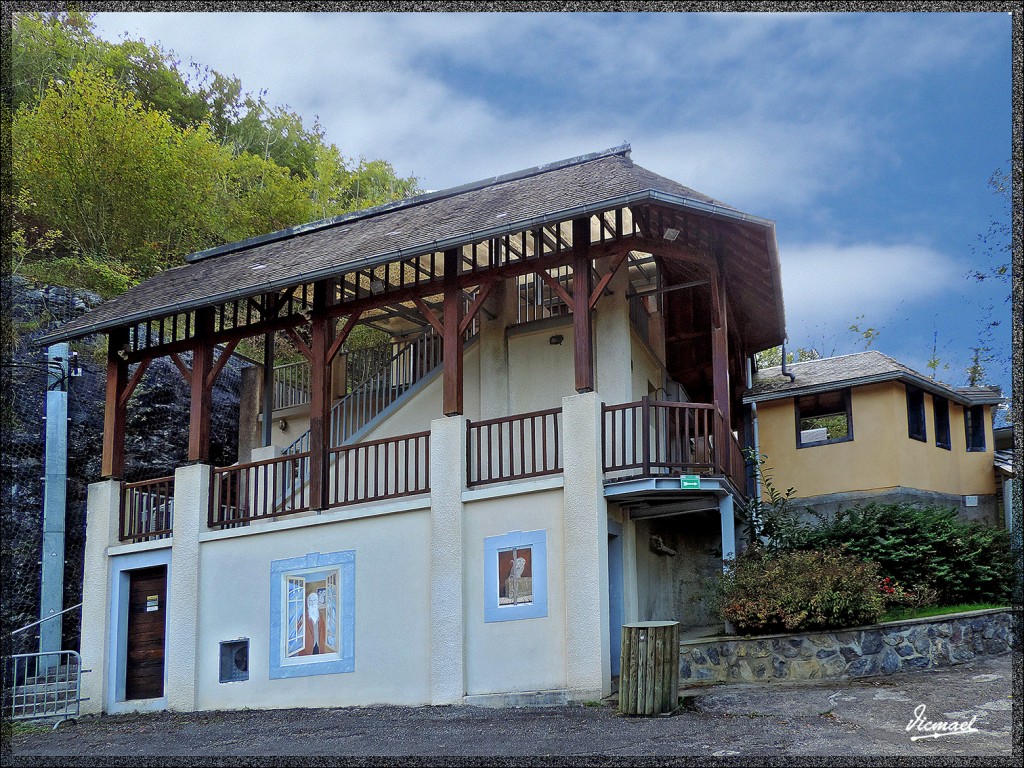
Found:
<box><xmin>744</xmin><ymin>350</ymin><xmax>1003</xmax><ymax>407</ymax></box>
<box><xmin>994</xmin><ymin>449</ymin><xmax>1014</xmax><ymax>476</ymax></box>
<box><xmin>37</xmin><ymin>145</ymin><xmax>774</xmax><ymax>346</ymax></box>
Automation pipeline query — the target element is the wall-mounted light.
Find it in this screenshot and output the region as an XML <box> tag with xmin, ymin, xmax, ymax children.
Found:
<box><xmin>369</xmin><ymin>279</ymin><xmax>386</xmax><ymax>295</ymax></box>
<box><xmin>663</xmin><ymin>228</ymin><xmax>680</xmax><ymax>242</ymax></box>
<box><xmin>278</xmin><ymin>418</ymin><xmax>288</xmax><ymax>431</ymax></box>
<box><xmin>549</xmin><ymin>334</ymin><xmax>564</xmax><ymax>346</ymax></box>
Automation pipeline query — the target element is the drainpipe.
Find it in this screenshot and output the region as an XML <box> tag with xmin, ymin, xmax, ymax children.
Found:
<box><xmin>780</xmin><ymin>341</ymin><xmax>796</xmax><ymax>383</ymax></box>
<box><xmin>746</xmin><ymin>356</ymin><xmax>762</xmax><ymax>509</ymax></box>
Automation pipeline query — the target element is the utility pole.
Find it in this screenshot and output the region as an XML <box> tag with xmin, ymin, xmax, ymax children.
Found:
<box><xmin>40</xmin><ymin>342</ymin><xmax>70</xmax><ymax>665</ymax></box>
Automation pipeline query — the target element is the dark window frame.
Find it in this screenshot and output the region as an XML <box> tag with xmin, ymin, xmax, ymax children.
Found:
<box><xmin>906</xmin><ymin>385</ymin><xmax>926</xmax><ymax>442</ymax></box>
<box><xmin>964</xmin><ymin>405</ymin><xmax>986</xmax><ymax>452</ymax></box>
<box><xmin>795</xmin><ymin>388</ymin><xmax>854</xmax><ymax>448</ymax></box>
<box><xmin>933</xmin><ymin>395</ymin><xmax>951</xmax><ymax>450</ymax></box>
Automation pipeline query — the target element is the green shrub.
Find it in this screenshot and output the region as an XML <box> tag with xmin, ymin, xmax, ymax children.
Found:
<box><xmin>790</xmin><ymin>503</ymin><xmax>1013</xmax><ymax>605</ymax></box>
<box><xmin>718</xmin><ymin>548</ymin><xmax>885</xmax><ymax>634</ymax></box>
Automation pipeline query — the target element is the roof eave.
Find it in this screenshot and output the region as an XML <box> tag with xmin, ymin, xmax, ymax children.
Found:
<box><xmin>35</xmin><ymin>188</ymin><xmax>782</xmax><ymax>348</ymax></box>
<box><xmin>743</xmin><ymin>371</ymin><xmax>1004</xmax><ymax>408</ymax></box>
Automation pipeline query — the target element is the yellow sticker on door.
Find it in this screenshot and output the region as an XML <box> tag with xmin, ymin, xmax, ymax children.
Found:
<box><xmin>146</xmin><ymin>595</ymin><xmax>159</xmax><ymax>612</ymax></box>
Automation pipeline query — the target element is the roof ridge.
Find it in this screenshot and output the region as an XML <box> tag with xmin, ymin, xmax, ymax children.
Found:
<box><xmin>185</xmin><ymin>144</ymin><xmax>633</xmax><ymax>264</ymax></box>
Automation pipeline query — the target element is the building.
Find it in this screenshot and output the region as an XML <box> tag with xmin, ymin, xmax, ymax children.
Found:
<box><xmin>744</xmin><ymin>351</ymin><xmax>1004</xmax><ymax>523</ymax></box>
<box><xmin>37</xmin><ymin>145</ymin><xmax>786</xmax><ymax>713</ymax></box>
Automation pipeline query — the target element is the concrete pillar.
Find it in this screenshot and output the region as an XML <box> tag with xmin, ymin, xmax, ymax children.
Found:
<box><xmin>478</xmin><ymin>279</ymin><xmax>513</xmax><ymax>420</ymax></box>
<box><xmin>429</xmin><ymin>415</ymin><xmax>467</xmax><ymax>704</ymax></box>
<box><xmin>165</xmin><ymin>463</ymin><xmax>209</xmax><ymax>711</ymax></box>
<box><xmin>79</xmin><ymin>479</ymin><xmax>122</xmax><ymax>714</ymax></box>
<box><xmin>560</xmin><ymin>391</ymin><xmax>610</xmax><ymax>697</ymax></box>
<box><xmin>237</xmin><ymin>365</ymin><xmax>262</xmax><ymax>464</ymax></box>
<box><xmin>720</xmin><ymin>493</ymin><xmax>737</xmax><ymax>566</ymax></box>
<box><xmin>593</xmin><ymin>256</ymin><xmax>632</xmax><ymax>407</ymax></box>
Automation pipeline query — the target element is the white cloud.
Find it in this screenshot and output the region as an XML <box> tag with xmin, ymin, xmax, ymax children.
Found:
<box><xmin>778</xmin><ymin>241</ymin><xmax>961</xmax><ymax>340</ymax></box>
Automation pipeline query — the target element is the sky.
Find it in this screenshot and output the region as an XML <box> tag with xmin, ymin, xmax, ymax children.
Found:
<box><xmin>89</xmin><ymin>9</ymin><xmax>1015</xmax><ymax>406</ymax></box>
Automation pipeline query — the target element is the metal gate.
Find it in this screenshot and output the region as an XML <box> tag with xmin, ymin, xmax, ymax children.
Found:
<box><xmin>2</xmin><ymin>650</ymin><xmax>84</xmax><ymax>722</ymax></box>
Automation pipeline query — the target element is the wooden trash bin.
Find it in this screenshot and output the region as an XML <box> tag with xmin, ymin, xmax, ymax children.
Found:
<box><xmin>618</xmin><ymin>621</ymin><xmax>680</xmax><ymax>716</ymax></box>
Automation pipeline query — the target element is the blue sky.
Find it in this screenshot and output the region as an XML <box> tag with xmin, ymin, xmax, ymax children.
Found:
<box><xmin>90</xmin><ymin>10</ymin><xmax>1014</xmax><ymax>405</ymax></box>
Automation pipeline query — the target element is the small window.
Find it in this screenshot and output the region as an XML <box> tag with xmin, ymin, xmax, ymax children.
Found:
<box><xmin>965</xmin><ymin>405</ymin><xmax>986</xmax><ymax>452</ymax></box>
<box><xmin>933</xmin><ymin>396</ymin><xmax>951</xmax><ymax>450</ymax></box>
<box><xmin>906</xmin><ymin>386</ymin><xmax>926</xmax><ymax>442</ymax></box>
<box><xmin>219</xmin><ymin>639</ymin><xmax>249</xmax><ymax>683</ymax></box>
<box><xmin>796</xmin><ymin>389</ymin><xmax>852</xmax><ymax>447</ymax></box>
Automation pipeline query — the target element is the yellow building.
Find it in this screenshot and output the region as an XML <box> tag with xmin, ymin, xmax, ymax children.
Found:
<box><xmin>744</xmin><ymin>351</ymin><xmax>1004</xmax><ymax>523</ymax></box>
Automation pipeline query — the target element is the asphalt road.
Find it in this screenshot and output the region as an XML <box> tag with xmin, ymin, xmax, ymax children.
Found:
<box><xmin>6</xmin><ymin>652</ymin><xmax>1019</xmax><ymax>761</ymax></box>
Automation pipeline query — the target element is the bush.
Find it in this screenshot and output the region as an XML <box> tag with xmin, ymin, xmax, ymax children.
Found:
<box><xmin>718</xmin><ymin>548</ymin><xmax>885</xmax><ymax>634</ymax></box>
<box><xmin>790</xmin><ymin>503</ymin><xmax>1013</xmax><ymax>605</ymax></box>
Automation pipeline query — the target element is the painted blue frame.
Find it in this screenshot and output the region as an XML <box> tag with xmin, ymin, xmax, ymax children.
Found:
<box><xmin>270</xmin><ymin>550</ymin><xmax>355</xmax><ymax>679</ymax></box>
<box><xmin>484</xmin><ymin>529</ymin><xmax>548</xmax><ymax>623</ymax></box>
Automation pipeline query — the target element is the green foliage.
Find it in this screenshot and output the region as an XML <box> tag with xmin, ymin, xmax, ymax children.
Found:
<box><xmin>737</xmin><ymin>450</ymin><xmax>803</xmax><ymax>550</ymax></box>
<box><xmin>787</xmin><ymin>503</ymin><xmax>1014</xmax><ymax>605</ymax></box>
<box><xmin>718</xmin><ymin>548</ymin><xmax>885</xmax><ymax>634</ymax></box>
<box><xmin>10</xmin><ymin>11</ymin><xmax>421</xmax><ymax>298</ymax></box>
<box><xmin>754</xmin><ymin>345</ymin><xmax>820</xmax><ymax>369</ymax></box>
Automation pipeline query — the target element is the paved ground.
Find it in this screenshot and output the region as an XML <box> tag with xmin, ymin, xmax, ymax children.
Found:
<box><xmin>6</xmin><ymin>653</ymin><xmax>1019</xmax><ymax>761</ymax></box>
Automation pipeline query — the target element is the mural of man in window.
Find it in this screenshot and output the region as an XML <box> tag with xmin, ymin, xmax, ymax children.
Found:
<box><xmin>286</xmin><ymin>570</ymin><xmax>339</xmax><ymax>658</ymax></box>
<box><xmin>498</xmin><ymin>546</ymin><xmax>533</xmax><ymax>606</ymax></box>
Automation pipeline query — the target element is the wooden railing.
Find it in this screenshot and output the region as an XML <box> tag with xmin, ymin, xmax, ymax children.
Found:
<box><xmin>467</xmin><ymin>408</ymin><xmax>562</xmax><ymax>487</ymax></box>
<box><xmin>329</xmin><ymin>431</ymin><xmax>430</xmax><ymax>507</ymax></box>
<box><xmin>602</xmin><ymin>398</ymin><xmax>745</xmax><ymax>488</ymax></box>
<box><xmin>208</xmin><ymin>453</ymin><xmax>310</xmax><ymax>529</ymax></box>
<box><xmin>120</xmin><ymin>476</ymin><xmax>174</xmax><ymax>542</ymax></box>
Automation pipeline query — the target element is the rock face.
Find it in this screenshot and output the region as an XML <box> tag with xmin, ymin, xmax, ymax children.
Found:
<box><xmin>678</xmin><ymin>609</ymin><xmax>1017</xmax><ymax>685</ymax></box>
<box><xmin>3</xmin><ymin>277</ymin><xmax>243</xmax><ymax>654</ymax></box>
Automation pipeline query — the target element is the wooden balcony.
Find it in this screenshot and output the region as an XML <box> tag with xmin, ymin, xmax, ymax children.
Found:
<box><xmin>602</xmin><ymin>398</ymin><xmax>746</xmax><ymax>491</ymax></box>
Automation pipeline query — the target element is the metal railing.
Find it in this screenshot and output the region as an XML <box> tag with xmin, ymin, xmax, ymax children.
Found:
<box><xmin>3</xmin><ymin>651</ymin><xmax>84</xmax><ymax>722</ymax></box>
<box><xmin>329</xmin><ymin>431</ymin><xmax>430</xmax><ymax>507</ymax></box>
<box><xmin>209</xmin><ymin>452</ymin><xmax>310</xmax><ymax>529</ymax></box>
<box><xmin>119</xmin><ymin>476</ymin><xmax>174</xmax><ymax>542</ymax></box>
<box><xmin>467</xmin><ymin>408</ymin><xmax>563</xmax><ymax>487</ymax></box>
<box><xmin>602</xmin><ymin>398</ymin><xmax>746</xmax><ymax>488</ymax></box>
<box><xmin>272</xmin><ymin>360</ymin><xmax>312</xmax><ymax>410</ymax></box>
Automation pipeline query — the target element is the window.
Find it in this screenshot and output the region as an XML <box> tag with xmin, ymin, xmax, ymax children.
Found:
<box><xmin>965</xmin><ymin>405</ymin><xmax>986</xmax><ymax>452</ymax></box>
<box><xmin>906</xmin><ymin>386</ymin><xmax>926</xmax><ymax>442</ymax></box>
<box><xmin>795</xmin><ymin>389</ymin><xmax>852</xmax><ymax>447</ymax></box>
<box><xmin>484</xmin><ymin>530</ymin><xmax>548</xmax><ymax>623</ymax></box>
<box><xmin>933</xmin><ymin>396</ymin><xmax>951</xmax><ymax>450</ymax></box>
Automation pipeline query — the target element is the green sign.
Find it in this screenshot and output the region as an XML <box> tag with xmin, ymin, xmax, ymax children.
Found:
<box><xmin>680</xmin><ymin>475</ymin><xmax>701</xmax><ymax>490</ymax></box>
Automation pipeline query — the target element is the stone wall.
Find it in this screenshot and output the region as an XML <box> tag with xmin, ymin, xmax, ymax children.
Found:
<box><xmin>679</xmin><ymin>609</ymin><xmax>1017</xmax><ymax>685</ymax></box>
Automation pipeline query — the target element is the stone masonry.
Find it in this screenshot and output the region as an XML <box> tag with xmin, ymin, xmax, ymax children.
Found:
<box><xmin>679</xmin><ymin>609</ymin><xmax>1017</xmax><ymax>685</ymax></box>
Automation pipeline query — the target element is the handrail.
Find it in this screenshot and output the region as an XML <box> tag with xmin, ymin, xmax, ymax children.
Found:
<box><xmin>10</xmin><ymin>603</ymin><xmax>83</xmax><ymax>636</ymax></box>
<box><xmin>209</xmin><ymin>452</ymin><xmax>310</xmax><ymax>529</ymax></box>
<box><xmin>329</xmin><ymin>430</ymin><xmax>430</xmax><ymax>507</ymax></box>
<box><xmin>120</xmin><ymin>475</ymin><xmax>174</xmax><ymax>542</ymax></box>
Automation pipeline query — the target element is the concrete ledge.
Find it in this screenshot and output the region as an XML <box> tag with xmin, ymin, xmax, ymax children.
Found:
<box><xmin>464</xmin><ymin>688</ymin><xmax>595</xmax><ymax>708</ymax></box>
<box><xmin>679</xmin><ymin>608</ymin><xmax>1017</xmax><ymax>687</ymax></box>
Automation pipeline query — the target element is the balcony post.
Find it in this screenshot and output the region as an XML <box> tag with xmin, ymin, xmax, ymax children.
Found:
<box><xmin>308</xmin><ymin>282</ymin><xmax>332</xmax><ymax>510</ymax></box>
<box><xmin>641</xmin><ymin>395</ymin><xmax>651</xmax><ymax>477</ymax></box>
<box><xmin>101</xmin><ymin>327</ymin><xmax>129</xmax><ymax>478</ymax></box>
<box><xmin>711</xmin><ymin>271</ymin><xmax>731</xmax><ymax>431</ymax></box>
<box><xmin>187</xmin><ymin>308</ymin><xmax>215</xmax><ymax>463</ymax></box>
<box><xmin>572</xmin><ymin>218</ymin><xmax>594</xmax><ymax>393</ymax></box>
<box><xmin>442</xmin><ymin>248</ymin><xmax>464</xmax><ymax>416</ymax></box>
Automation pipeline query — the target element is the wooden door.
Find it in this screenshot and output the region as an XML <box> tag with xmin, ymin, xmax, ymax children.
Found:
<box><xmin>126</xmin><ymin>565</ymin><xmax>167</xmax><ymax>700</ymax></box>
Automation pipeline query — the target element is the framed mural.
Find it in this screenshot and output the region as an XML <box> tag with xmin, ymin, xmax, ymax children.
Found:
<box><xmin>484</xmin><ymin>530</ymin><xmax>547</xmax><ymax>622</ymax></box>
<box><xmin>270</xmin><ymin>551</ymin><xmax>355</xmax><ymax>679</ymax></box>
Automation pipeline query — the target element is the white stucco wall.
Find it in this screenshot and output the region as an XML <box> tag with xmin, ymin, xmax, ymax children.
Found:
<box><xmin>462</xmin><ymin>485</ymin><xmax>567</xmax><ymax>696</ymax></box>
<box><xmin>631</xmin><ymin>332</ymin><xmax>665</xmax><ymax>401</ymax></box>
<box><xmin>195</xmin><ymin>506</ymin><xmax>433</xmax><ymax>710</ymax></box>
<box><xmin>507</xmin><ymin>320</ymin><xmax>577</xmax><ymax>413</ymax></box>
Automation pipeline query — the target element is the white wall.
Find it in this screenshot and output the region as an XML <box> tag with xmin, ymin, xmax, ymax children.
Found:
<box><xmin>462</xmin><ymin>486</ymin><xmax>567</xmax><ymax>696</ymax></box>
<box><xmin>196</xmin><ymin>507</ymin><xmax>432</xmax><ymax>710</ymax></box>
<box><xmin>507</xmin><ymin>321</ymin><xmax>577</xmax><ymax>414</ymax></box>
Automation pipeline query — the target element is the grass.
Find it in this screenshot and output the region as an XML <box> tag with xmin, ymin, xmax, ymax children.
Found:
<box><xmin>880</xmin><ymin>603</ymin><xmax>1007</xmax><ymax>623</ymax></box>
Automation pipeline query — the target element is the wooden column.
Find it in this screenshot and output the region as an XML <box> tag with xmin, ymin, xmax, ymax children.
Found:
<box><xmin>442</xmin><ymin>248</ymin><xmax>463</xmax><ymax>416</ymax></box>
<box><xmin>101</xmin><ymin>327</ymin><xmax>129</xmax><ymax>479</ymax></box>
<box><xmin>308</xmin><ymin>282</ymin><xmax>332</xmax><ymax>510</ymax></box>
<box><xmin>711</xmin><ymin>271</ymin><xmax>731</xmax><ymax>431</ymax></box>
<box><xmin>187</xmin><ymin>308</ymin><xmax>215</xmax><ymax>463</ymax></box>
<box><xmin>572</xmin><ymin>217</ymin><xmax>594</xmax><ymax>392</ymax></box>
